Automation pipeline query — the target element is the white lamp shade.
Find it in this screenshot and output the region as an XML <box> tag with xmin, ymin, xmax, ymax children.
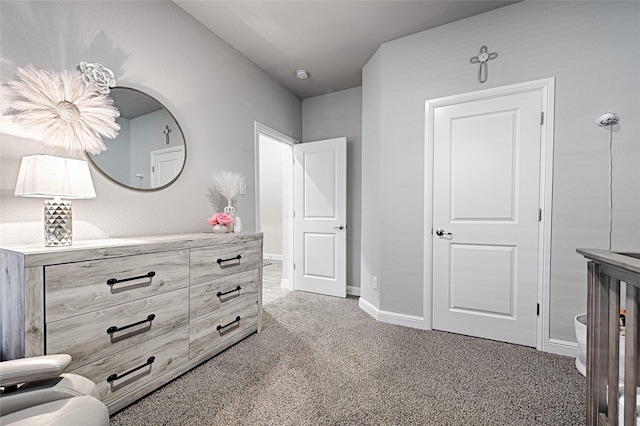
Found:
<box><xmin>14</xmin><ymin>155</ymin><xmax>96</xmax><ymax>199</ymax></box>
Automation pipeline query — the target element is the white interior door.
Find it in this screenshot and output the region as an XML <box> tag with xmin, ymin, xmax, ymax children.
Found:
<box><xmin>150</xmin><ymin>146</ymin><xmax>185</xmax><ymax>188</ymax></box>
<box><xmin>431</xmin><ymin>89</ymin><xmax>542</xmax><ymax>347</ymax></box>
<box><xmin>294</xmin><ymin>138</ymin><xmax>347</xmax><ymax>298</ymax></box>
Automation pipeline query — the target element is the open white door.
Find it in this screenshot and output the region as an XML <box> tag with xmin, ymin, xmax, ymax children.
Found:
<box><xmin>294</xmin><ymin>138</ymin><xmax>347</xmax><ymax>298</ymax></box>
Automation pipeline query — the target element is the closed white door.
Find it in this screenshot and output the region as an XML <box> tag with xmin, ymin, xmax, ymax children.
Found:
<box><xmin>294</xmin><ymin>138</ymin><xmax>347</xmax><ymax>298</ymax></box>
<box><xmin>150</xmin><ymin>146</ymin><xmax>184</xmax><ymax>188</ymax></box>
<box><xmin>431</xmin><ymin>89</ymin><xmax>542</xmax><ymax>347</ymax></box>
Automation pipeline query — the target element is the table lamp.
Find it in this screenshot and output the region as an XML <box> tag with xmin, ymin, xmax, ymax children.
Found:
<box><xmin>14</xmin><ymin>155</ymin><xmax>96</xmax><ymax>246</ymax></box>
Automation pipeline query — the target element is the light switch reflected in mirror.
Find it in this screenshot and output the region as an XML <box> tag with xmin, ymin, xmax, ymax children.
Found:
<box><xmin>87</xmin><ymin>87</ymin><xmax>186</xmax><ymax>191</ymax></box>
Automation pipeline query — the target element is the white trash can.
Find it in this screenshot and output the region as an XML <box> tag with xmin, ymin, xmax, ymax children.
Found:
<box><xmin>574</xmin><ymin>313</ymin><xmax>625</xmax><ymax>378</ymax></box>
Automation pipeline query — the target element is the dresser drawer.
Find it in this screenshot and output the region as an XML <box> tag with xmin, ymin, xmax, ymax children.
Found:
<box><xmin>190</xmin><ymin>241</ymin><xmax>261</xmax><ymax>285</ymax></box>
<box><xmin>70</xmin><ymin>327</ymin><xmax>189</xmax><ymax>405</ymax></box>
<box><xmin>190</xmin><ymin>269</ymin><xmax>260</xmax><ymax>321</ymax></box>
<box><xmin>189</xmin><ymin>298</ymin><xmax>259</xmax><ymax>359</ymax></box>
<box><xmin>45</xmin><ymin>250</ymin><xmax>189</xmax><ymax>322</ymax></box>
<box><xmin>46</xmin><ymin>288</ymin><xmax>189</xmax><ymax>370</ymax></box>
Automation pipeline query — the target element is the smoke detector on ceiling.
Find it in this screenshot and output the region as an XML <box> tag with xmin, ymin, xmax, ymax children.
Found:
<box><xmin>296</xmin><ymin>69</ymin><xmax>310</xmax><ymax>80</ymax></box>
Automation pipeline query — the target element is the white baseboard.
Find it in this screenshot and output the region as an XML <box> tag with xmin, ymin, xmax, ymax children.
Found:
<box><xmin>359</xmin><ymin>297</ymin><xmax>379</xmax><ymax>320</ymax></box>
<box><xmin>264</xmin><ymin>254</ymin><xmax>283</xmax><ymax>261</ymax></box>
<box><xmin>359</xmin><ymin>297</ymin><xmax>424</xmax><ymax>329</ymax></box>
<box><xmin>546</xmin><ymin>338</ymin><xmax>578</xmax><ymax>357</ymax></box>
<box><xmin>280</xmin><ymin>278</ymin><xmax>292</xmax><ymax>291</ymax></box>
<box><xmin>360</xmin><ymin>298</ymin><xmax>580</xmax><ymax>357</ymax></box>
<box><xmin>283</xmin><ymin>283</ymin><xmax>359</xmax><ymax>294</ymax></box>
<box><xmin>380</xmin><ymin>310</ymin><xmax>424</xmax><ymax>329</ymax></box>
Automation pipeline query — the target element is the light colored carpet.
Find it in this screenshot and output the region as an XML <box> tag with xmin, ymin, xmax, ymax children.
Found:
<box><xmin>110</xmin><ymin>291</ymin><xmax>585</xmax><ymax>425</ymax></box>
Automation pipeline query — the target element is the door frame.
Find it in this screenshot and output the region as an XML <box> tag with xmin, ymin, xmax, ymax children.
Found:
<box><xmin>423</xmin><ymin>78</ymin><xmax>555</xmax><ymax>351</ymax></box>
<box><xmin>254</xmin><ymin>121</ymin><xmax>298</xmax><ymax>291</ymax></box>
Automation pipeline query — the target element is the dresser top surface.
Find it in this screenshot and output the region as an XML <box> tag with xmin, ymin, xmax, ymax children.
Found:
<box><xmin>1</xmin><ymin>232</ymin><xmax>262</xmax><ymax>266</ymax></box>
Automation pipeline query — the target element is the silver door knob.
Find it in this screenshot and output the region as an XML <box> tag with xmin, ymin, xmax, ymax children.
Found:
<box><xmin>333</xmin><ymin>225</ymin><xmax>346</xmax><ymax>231</ymax></box>
<box><xmin>435</xmin><ymin>228</ymin><xmax>451</xmax><ymax>236</ymax></box>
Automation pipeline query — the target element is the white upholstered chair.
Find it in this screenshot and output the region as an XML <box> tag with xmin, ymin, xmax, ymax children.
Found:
<box><xmin>0</xmin><ymin>354</ymin><xmax>109</xmax><ymax>425</ymax></box>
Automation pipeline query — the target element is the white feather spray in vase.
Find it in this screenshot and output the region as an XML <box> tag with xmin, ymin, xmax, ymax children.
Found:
<box><xmin>213</xmin><ymin>170</ymin><xmax>245</xmax><ymax>217</ymax></box>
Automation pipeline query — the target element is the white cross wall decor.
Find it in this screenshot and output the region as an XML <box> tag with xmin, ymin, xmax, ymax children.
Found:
<box><xmin>469</xmin><ymin>46</ymin><xmax>498</xmax><ymax>83</ymax></box>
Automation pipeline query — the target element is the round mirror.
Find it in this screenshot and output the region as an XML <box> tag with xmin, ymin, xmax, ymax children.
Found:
<box><xmin>87</xmin><ymin>87</ymin><xmax>186</xmax><ymax>191</ymax></box>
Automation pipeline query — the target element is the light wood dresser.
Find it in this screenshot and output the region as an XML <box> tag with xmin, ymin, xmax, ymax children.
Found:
<box><xmin>0</xmin><ymin>232</ymin><xmax>262</xmax><ymax>414</ymax></box>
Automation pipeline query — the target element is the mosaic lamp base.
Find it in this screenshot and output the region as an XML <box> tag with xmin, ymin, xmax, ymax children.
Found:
<box><xmin>44</xmin><ymin>198</ymin><xmax>72</xmax><ymax>247</ymax></box>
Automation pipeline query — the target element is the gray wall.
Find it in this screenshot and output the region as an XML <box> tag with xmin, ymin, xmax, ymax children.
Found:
<box><xmin>361</xmin><ymin>51</ymin><xmax>383</xmax><ymax>308</ymax></box>
<box><xmin>361</xmin><ymin>1</ymin><xmax>640</xmax><ymax>342</ymax></box>
<box><xmin>0</xmin><ymin>1</ymin><xmax>301</xmax><ymax>245</ymax></box>
<box><xmin>302</xmin><ymin>87</ymin><xmax>363</xmax><ymax>291</ymax></box>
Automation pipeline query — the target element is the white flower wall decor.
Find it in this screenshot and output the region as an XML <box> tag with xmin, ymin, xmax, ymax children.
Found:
<box><xmin>3</xmin><ymin>63</ymin><xmax>120</xmax><ymax>155</ymax></box>
<box><xmin>77</xmin><ymin>61</ymin><xmax>116</xmax><ymax>95</ymax></box>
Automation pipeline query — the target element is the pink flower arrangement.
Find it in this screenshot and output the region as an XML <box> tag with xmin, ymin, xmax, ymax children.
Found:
<box><xmin>207</xmin><ymin>212</ymin><xmax>234</xmax><ymax>226</ymax></box>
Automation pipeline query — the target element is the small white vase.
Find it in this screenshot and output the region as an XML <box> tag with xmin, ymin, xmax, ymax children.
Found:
<box><xmin>233</xmin><ymin>217</ymin><xmax>243</xmax><ymax>233</ymax></box>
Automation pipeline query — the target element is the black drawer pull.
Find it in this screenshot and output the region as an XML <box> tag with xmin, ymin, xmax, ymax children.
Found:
<box><xmin>217</xmin><ymin>316</ymin><xmax>241</xmax><ymax>332</ymax></box>
<box><xmin>107</xmin><ymin>271</ymin><xmax>156</xmax><ymax>285</ymax></box>
<box><xmin>217</xmin><ymin>286</ymin><xmax>242</xmax><ymax>298</ymax></box>
<box><xmin>107</xmin><ymin>314</ymin><xmax>156</xmax><ymax>334</ymax></box>
<box><xmin>217</xmin><ymin>255</ymin><xmax>241</xmax><ymax>268</ymax></box>
<box><xmin>107</xmin><ymin>356</ymin><xmax>155</xmax><ymax>382</ymax></box>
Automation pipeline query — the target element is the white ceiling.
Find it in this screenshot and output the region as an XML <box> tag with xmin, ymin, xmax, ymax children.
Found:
<box><xmin>173</xmin><ymin>1</ymin><xmax>517</xmax><ymax>99</ymax></box>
